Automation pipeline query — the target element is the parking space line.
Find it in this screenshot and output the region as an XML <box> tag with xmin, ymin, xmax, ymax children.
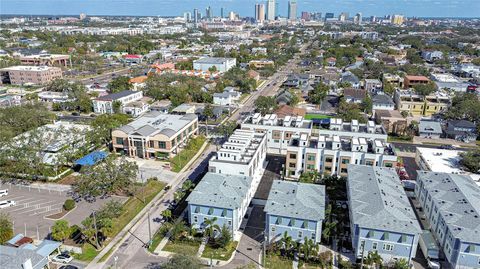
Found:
<box><xmin>17</xmin><ymin>201</ymin><xmax>60</xmax><ymax>214</ymax></box>
<box><xmin>1</xmin><ymin>195</ymin><xmax>25</xmax><ymax>200</ymax></box>
<box><xmin>7</xmin><ymin>199</ymin><xmax>45</xmax><ymax>212</ymax></box>
<box><xmin>29</xmin><ymin>203</ymin><xmax>64</xmax><ymax>216</ymax></box>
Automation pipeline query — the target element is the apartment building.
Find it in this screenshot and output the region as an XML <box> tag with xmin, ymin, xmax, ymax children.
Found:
<box><xmin>394</xmin><ymin>90</ymin><xmax>449</xmax><ymax>116</ymax></box>
<box><xmin>285</xmin><ymin>133</ymin><xmax>396</xmax><ymax>178</ymax></box>
<box><xmin>347</xmin><ymin>165</ymin><xmax>421</xmax><ymax>264</ymax></box>
<box><xmin>112</xmin><ymin>112</ymin><xmax>198</xmax><ymax>159</ymax></box>
<box><xmin>19</xmin><ymin>53</ymin><xmax>69</xmax><ymax>67</ymax></box>
<box><xmin>187</xmin><ymin>173</ymin><xmax>253</xmax><ymax>238</ymax></box>
<box><xmin>383</xmin><ymin>73</ymin><xmax>404</xmax><ymax>88</ymax></box>
<box><xmin>241</xmin><ymin>114</ymin><xmax>388</xmax><ymax>156</ymax></box>
<box><xmin>208</xmin><ymin>129</ymin><xmax>267</xmax><ymax>178</ymax></box>
<box><xmin>0</xmin><ymin>66</ymin><xmax>62</xmax><ymax>85</ymax></box>
<box><xmin>265</xmin><ymin>180</ymin><xmax>325</xmax><ymax>244</ymax></box>
<box><xmin>404</xmin><ymin>75</ymin><xmax>430</xmax><ymax>89</ymax></box>
<box><xmin>193</xmin><ymin>57</ymin><xmax>236</xmax><ymax>72</ymax></box>
<box><xmin>92</xmin><ymin>90</ymin><xmax>143</xmax><ymax>115</ymax></box>
<box><xmin>415</xmin><ymin>171</ymin><xmax>480</xmax><ymax>269</ymax></box>
<box><xmin>249</xmin><ymin>60</ymin><xmax>275</xmax><ymax>69</ymax></box>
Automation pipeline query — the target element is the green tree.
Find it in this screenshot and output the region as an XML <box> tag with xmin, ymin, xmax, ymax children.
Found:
<box><xmin>308</xmin><ymin>81</ymin><xmax>329</xmax><ymax>105</ymax></box>
<box><xmin>208</xmin><ymin>66</ymin><xmax>217</xmax><ymax>72</ymax></box>
<box><xmin>107</xmin><ymin>76</ymin><xmax>132</xmax><ymax>93</ymax></box>
<box><xmin>112</xmin><ymin>100</ymin><xmax>122</xmax><ymax>114</ymax></box>
<box><xmin>63</xmin><ymin>199</ymin><xmax>76</xmax><ymax>211</ymax></box>
<box><xmin>170</xmin><ymin>221</ymin><xmax>187</xmax><ymax>242</ymax></box>
<box><xmin>280</xmin><ymin>231</ymin><xmax>295</xmax><ymax>257</ymax></box>
<box><xmin>51</xmin><ymin>220</ymin><xmax>72</xmax><ymax>242</ymax></box>
<box><xmin>162</xmin><ymin>253</ymin><xmax>202</xmax><ymax>269</ymax></box>
<box><xmin>74</xmin><ymin>157</ymin><xmax>138</xmax><ymax>198</ymax></box>
<box><xmin>383</xmin><ymin>81</ymin><xmax>395</xmax><ymax>96</ymax></box>
<box><xmin>254</xmin><ymin>96</ymin><xmax>277</xmax><ymax>115</ymax></box>
<box><xmin>161</xmin><ymin>209</ymin><xmax>172</xmax><ymax>222</ymax></box>
<box><xmin>361</xmin><ymin>95</ymin><xmax>373</xmax><ymax>114</ymax></box>
<box><xmin>204</xmin><ymin>217</ymin><xmax>220</xmax><ymax>241</ymax></box>
<box><xmin>300</xmin><ymin>238</ymin><xmax>318</xmax><ymax>261</ymax></box>
<box><xmin>413</xmin><ymin>82</ymin><xmax>436</xmax><ymax>96</ymax></box>
<box><xmin>81</xmin><ymin>216</ymin><xmax>99</xmax><ymax>248</ymax></box>
<box><xmin>459</xmin><ymin>150</ymin><xmax>480</xmax><ymax>173</ymax></box>
<box><xmin>365</xmin><ymin>251</ymin><xmax>383</xmax><ymax>268</ymax></box>
<box><xmin>97</xmin><ymin>200</ymin><xmax>124</xmax><ymax>219</ymax></box>
<box><xmin>444</xmin><ymin>93</ymin><xmax>480</xmax><ymax>123</ymax></box>
<box><xmin>218</xmin><ymin>224</ymin><xmax>232</xmax><ymax>248</ymax></box>
<box><xmin>0</xmin><ymin>213</ymin><xmax>13</xmax><ymax>244</ymax></box>
<box><xmin>89</xmin><ymin>113</ymin><xmax>131</xmax><ymax>146</ymax></box>
<box><xmin>393</xmin><ymin>258</ymin><xmax>410</xmax><ymax>269</ymax></box>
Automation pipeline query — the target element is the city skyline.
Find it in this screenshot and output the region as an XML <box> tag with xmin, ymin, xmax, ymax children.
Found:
<box><xmin>1</xmin><ymin>0</ymin><xmax>479</xmax><ymax>18</ymax></box>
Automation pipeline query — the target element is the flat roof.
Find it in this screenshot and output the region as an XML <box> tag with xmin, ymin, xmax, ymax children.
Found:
<box><xmin>96</xmin><ymin>90</ymin><xmax>138</xmax><ymax>101</ymax></box>
<box><xmin>194</xmin><ymin>57</ymin><xmax>236</xmax><ymax>64</ymax></box>
<box><xmin>186</xmin><ymin>173</ymin><xmax>253</xmax><ymax>209</ymax></box>
<box><xmin>416</xmin><ymin>147</ymin><xmax>480</xmax><ymax>183</ymax></box>
<box><xmin>264</xmin><ymin>180</ymin><xmax>325</xmax><ymax>221</ymax></box>
<box><xmin>347</xmin><ymin>165</ymin><xmax>421</xmax><ymax>234</ymax></box>
<box><xmin>116</xmin><ymin>112</ymin><xmax>197</xmax><ymax>138</ymax></box>
<box><xmin>0</xmin><ymin>65</ymin><xmax>60</xmax><ymax>71</ymax></box>
<box><xmin>417</xmin><ymin>171</ymin><xmax>480</xmax><ymax>243</ymax></box>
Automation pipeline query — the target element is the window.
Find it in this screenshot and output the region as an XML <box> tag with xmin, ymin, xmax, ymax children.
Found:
<box><xmin>372</xmin><ymin>242</ymin><xmax>378</xmax><ymax>250</ymax></box>
<box><xmin>276</xmin><ymin>217</ymin><xmax>282</xmax><ymax>225</ymax></box>
<box><xmin>271</xmin><ymin>226</ymin><xmax>276</xmax><ymax>232</ymax></box>
<box><xmin>311</xmin><ymin>233</ymin><xmax>316</xmax><ymax>240</ymax></box>
<box><xmin>116</xmin><ymin>137</ymin><xmax>124</xmax><ymax>145</ymax></box>
<box><xmin>341</xmin><ymin>159</ymin><xmax>350</xmax><ymax>164</ymax></box>
<box><xmin>228</xmin><ymin>220</ymin><xmax>232</xmax><ymax>226</ymax></box>
<box><xmin>149</xmin><ymin>141</ymin><xmax>155</xmax><ymax>148</ymax></box>
<box><xmin>383</xmin><ymin>232</ymin><xmax>390</xmax><ymax>240</ymax></box>
<box><xmin>367</xmin><ymin>231</ymin><xmax>375</xmax><ymax>238</ymax></box>
<box><xmin>195</xmin><ymin>206</ymin><xmax>200</xmax><ymax>213</ymax></box>
<box><xmin>289</xmin><ymin>219</ymin><xmax>295</xmax><ymax>226</ymax></box>
<box><xmin>289</xmin><ymin>163</ymin><xmax>296</xmax><ymax>168</ymax></box>
<box><xmin>365</xmin><ymin>160</ymin><xmax>374</xmax><ymax>166</ymax></box>
<box><xmin>289</xmin><ymin>153</ymin><xmax>297</xmax><ymax>159</ymax></box>
<box><xmin>307</xmin><ymin>164</ymin><xmax>315</xmax><ymax>170</ymax></box>
<box><xmin>298</xmin><ymin>231</ymin><xmax>303</xmax><ymax>239</ymax></box>
<box><xmin>159</xmin><ymin>141</ymin><xmax>166</xmax><ymax>149</ymax></box>
<box><xmin>325</xmin><ymin>157</ymin><xmax>333</xmax><ymax>163</ymax></box>
<box><xmin>307</xmin><ymin>155</ymin><xmax>315</xmax><ymax>161</ymax></box>
<box><xmin>385</xmin><ymin>162</ymin><xmax>393</xmax><ymax>168</ymax></box>
<box><xmin>383</xmin><ymin>244</ymin><xmax>394</xmax><ymax>251</ymax></box>
<box><xmin>400</xmin><ymin>235</ymin><xmax>407</xmax><ymax>243</ymax></box>
<box><xmin>340</xmin><ymin>168</ymin><xmax>348</xmax><ymax>173</ymax></box>
<box><xmin>222</xmin><ymin>209</ymin><xmax>227</xmax><ymax>217</ymax></box>
<box><xmin>208</xmin><ymin>208</ymin><xmax>214</xmax><ymax>215</ymax></box>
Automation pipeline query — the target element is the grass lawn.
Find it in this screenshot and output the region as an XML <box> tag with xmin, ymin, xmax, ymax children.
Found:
<box><xmin>201</xmin><ymin>241</ymin><xmax>238</xmax><ymax>261</ymax></box>
<box><xmin>265</xmin><ymin>254</ymin><xmax>292</xmax><ymax>269</ymax></box>
<box><xmin>147</xmin><ymin>230</ymin><xmax>165</xmax><ymax>253</ymax></box>
<box><xmin>304</xmin><ymin>114</ymin><xmax>331</xmax><ymax>120</ymax></box>
<box><xmin>169</xmin><ymin>136</ymin><xmax>207</xmax><ymax>172</ymax></box>
<box><xmin>163</xmin><ymin>240</ymin><xmax>201</xmax><ymax>256</ymax></box>
<box><xmin>81</xmin><ymin>180</ymin><xmax>166</xmax><ymax>262</ymax></box>
<box><xmin>74</xmin><ymin>243</ymin><xmax>99</xmax><ymax>262</ymax></box>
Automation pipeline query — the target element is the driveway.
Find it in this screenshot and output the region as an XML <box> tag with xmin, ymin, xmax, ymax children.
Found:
<box><xmin>127</xmin><ymin>158</ymin><xmax>178</xmax><ymax>184</ymax></box>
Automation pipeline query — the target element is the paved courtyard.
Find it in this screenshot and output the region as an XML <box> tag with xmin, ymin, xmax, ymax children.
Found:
<box><xmin>126</xmin><ymin>158</ymin><xmax>178</xmax><ymax>183</ymax></box>
<box><xmin>0</xmin><ymin>182</ymin><xmax>127</xmax><ymax>240</ymax></box>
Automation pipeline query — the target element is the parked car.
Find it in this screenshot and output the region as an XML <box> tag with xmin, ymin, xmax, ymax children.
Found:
<box><xmin>0</xmin><ymin>200</ymin><xmax>15</xmax><ymax>208</ymax></box>
<box><xmin>0</xmin><ymin>189</ymin><xmax>8</xmax><ymax>197</ymax></box>
<box><xmin>52</xmin><ymin>254</ymin><xmax>73</xmax><ymax>264</ymax></box>
<box><xmin>59</xmin><ymin>265</ymin><xmax>78</xmax><ymax>269</ymax></box>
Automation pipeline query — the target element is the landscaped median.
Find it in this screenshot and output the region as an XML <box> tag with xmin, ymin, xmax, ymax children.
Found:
<box><xmin>169</xmin><ymin>135</ymin><xmax>207</xmax><ymax>172</ymax></box>
<box><xmin>74</xmin><ymin>180</ymin><xmax>166</xmax><ymax>262</ymax></box>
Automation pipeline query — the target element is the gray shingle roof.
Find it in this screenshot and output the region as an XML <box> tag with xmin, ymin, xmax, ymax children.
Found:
<box><xmin>347</xmin><ymin>165</ymin><xmax>421</xmax><ymax>234</ymax></box>
<box><xmin>186</xmin><ymin>173</ymin><xmax>253</xmax><ymax>209</ymax></box>
<box><xmin>417</xmin><ymin>171</ymin><xmax>480</xmax><ymax>243</ymax></box>
<box><xmin>264</xmin><ymin>180</ymin><xmax>325</xmax><ymax>221</ymax></box>
<box><xmin>96</xmin><ymin>90</ymin><xmax>137</xmax><ymax>101</ymax></box>
<box><xmin>372</xmin><ymin>94</ymin><xmax>394</xmax><ymax>106</ymax></box>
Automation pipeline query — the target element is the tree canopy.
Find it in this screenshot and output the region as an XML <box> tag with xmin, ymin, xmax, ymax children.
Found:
<box><xmin>308</xmin><ymin>81</ymin><xmax>329</xmax><ymax>105</ymax></box>
<box><xmin>107</xmin><ymin>76</ymin><xmax>132</xmax><ymax>93</ymax></box>
<box><xmin>254</xmin><ymin>96</ymin><xmax>278</xmax><ymax>115</ymax></box>
<box><xmin>459</xmin><ymin>149</ymin><xmax>480</xmax><ymax>173</ymax></box>
<box><xmin>0</xmin><ymin>213</ymin><xmax>13</xmax><ymax>244</ymax></box>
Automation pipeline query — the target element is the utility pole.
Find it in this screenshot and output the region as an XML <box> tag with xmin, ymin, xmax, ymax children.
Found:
<box><xmin>147</xmin><ymin>210</ymin><xmax>152</xmax><ymax>247</ymax></box>
<box><xmin>93</xmin><ymin>210</ymin><xmax>99</xmax><ymax>249</ymax></box>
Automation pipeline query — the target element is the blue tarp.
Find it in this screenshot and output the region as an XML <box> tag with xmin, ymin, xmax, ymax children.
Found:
<box><xmin>74</xmin><ymin>151</ymin><xmax>108</xmax><ymax>166</ymax></box>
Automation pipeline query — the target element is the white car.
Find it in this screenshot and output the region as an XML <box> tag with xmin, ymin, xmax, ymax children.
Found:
<box><xmin>0</xmin><ymin>189</ymin><xmax>8</xmax><ymax>197</ymax></box>
<box><xmin>52</xmin><ymin>254</ymin><xmax>73</xmax><ymax>264</ymax></box>
<box><xmin>0</xmin><ymin>200</ymin><xmax>15</xmax><ymax>208</ymax></box>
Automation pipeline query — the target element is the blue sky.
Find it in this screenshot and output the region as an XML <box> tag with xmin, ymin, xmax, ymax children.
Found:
<box><xmin>0</xmin><ymin>0</ymin><xmax>479</xmax><ymax>18</ymax></box>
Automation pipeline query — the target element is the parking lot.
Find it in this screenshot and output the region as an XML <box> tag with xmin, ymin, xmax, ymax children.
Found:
<box><xmin>0</xmin><ymin>182</ymin><xmax>127</xmax><ymax>240</ymax></box>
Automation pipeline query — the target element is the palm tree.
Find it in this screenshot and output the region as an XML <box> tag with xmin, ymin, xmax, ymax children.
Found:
<box><xmin>162</xmin><ymin>209</ymin><xmax>172</xmax><ymax>222</ymax></box>
<box><xmin>322</xmin><ymin>221</ymin><xmax>337</xmax><ymax>245</ymax></box>
<box><xmin>393</xmin><ymin>258</ymin><xmax>409</xmax><ymax>269</ymax></box>
<box><xmin>365</xmin><ymin>251</ymin><xmax>383</xmax><ymax>269</ymax></box>
<box><xmin>300</xmin><ymin>237</ymin><xmax>315</xmax><ymax>261</ymax></box>
<box><xmin>181</xmin><ymin>180</ymin><xmax>194</xmax><ymax>192</ymax></box>
<box><xmin>204</xmin><ymin>217</ymin><xmax>220</xmax><ymax>243</ymax></box>
<box><xmin>170</xmin><ymin>221</ymin><xmax>187</xmax><ymax>242</ymax></box>
<box><xmin>280</xmin><ymin>231</ymin><xmax>293</xmax><ymax>256</ymax></box>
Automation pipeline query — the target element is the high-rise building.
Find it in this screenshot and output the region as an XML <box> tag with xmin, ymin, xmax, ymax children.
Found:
<box><xmin>391</xmin><ymin>14</ymin><xmax>405</xmax><ymax>25</ymax></box>
<box><xmin>205</xmin><ymin>6</ymin><xmax>212</xmax><ymax>19</ymax></box>
<box><xmin>193</xmin><ymin>9</ymin><xmax>199</xmax><ymax>23</ymax></box>
<box><xmin>79</xmin><ymin>13</ymin><xmax>87</xmax><ymax>20</ymax></box>
<box><xmin>339</xmin><ymin>12</ymin><xmax>348</xmax><ymax>22</ymax></box>
<box><xmin>301</xmin><ymin>11</ymin><xmax>311</xmax><ymax>21</ymax></box>
<box><xmin>267</xmin><ymin>0</ymin><xmax>276</xmax><ymax>21</ymax></box>
<box><xmin>370</xmin><ymin>16</ymin><xmax>377</xmax><ymax>23</ymax></box>
<box><xmin>354</xmin><ymin>12</ymin><xmax>362</xmax><ymax>24</ymax></box>
<box><xmin>325</xmin><ymin>12</ymin><xmax>334</xmax><ymax>21</ymax></box>
<box><xmin>275</xmin><ymin>1</ymin><xmax>280</xmax><ymax>17</ymax></box>
<box><xmin>183</xmin><ymin>12</ymin><xmax>192</xmax><ymax>22</ymax></box>
<box><xmin>229</xmin><ymin>11</ymin><xmax>237</xmax><ymax>21</ymax></box>
<box><xmin>288</xmin><ymin>0</ymin><xmax>297</xmax><ymax>20</ymax></box>
<box><xmin>312</xmin><ymin>12</ymin><xmax>322</xmax><ymax>21</ymax></box>
<box><xmin>221</xmin><ymin>7</ymin><xmax>224</xmax><ymax>18</ymax></box>
<box><xmin>255</xmin><ymin>3</ymin><xmax>266</xmax><ymax>23</ymax></box>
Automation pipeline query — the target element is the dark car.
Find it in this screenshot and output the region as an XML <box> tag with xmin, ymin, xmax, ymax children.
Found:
<box><xmin>59</xmin><ymin>266</ymin><xmax>79</xmax><ymax>269</ymax></box>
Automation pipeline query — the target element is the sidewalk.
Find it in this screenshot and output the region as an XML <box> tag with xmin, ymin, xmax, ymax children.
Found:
<box><xmin>86</xmin><ymin>141</ymin><xmax>210</xmax><ymax>268</ymax></box>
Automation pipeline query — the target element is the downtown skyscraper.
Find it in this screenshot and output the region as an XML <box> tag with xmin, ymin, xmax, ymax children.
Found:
<box><xmin>255</xmin><ymin>3</ymin><xmax>265</xmax><ymax>23</ymax></box>
<box><xmin>288</xmin><ymin>0</ymin><xmax>297</xmax><ymax>20</ymax></box>
<box><xmin>266</xmin><ymin>0</ymin><xmax>276</xmax><ymax>21</ymax></box>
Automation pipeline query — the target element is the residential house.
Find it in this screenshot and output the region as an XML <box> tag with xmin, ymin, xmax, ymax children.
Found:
<box><xmin>415</xmin><ymin>171</ymin><xmax>480</xmax><ymax>269</ymax></box>
<box><xmin>213</xmin><ymin>86</ymin><xmax>241</xmax><ymax>106</ymax></box>
<box><xmin>249</xmin><ymin>60</ymin><xmax>275</xmax><ymax>69</ymax></box>
<box><xmin>444</xmin><ymin>120</ymin><xmax>478</xmax><ymax>142</ymax></box>
<box><xmin>364</xmin><ymin>79</ymin><xmax>383</xmax><ymax>93</ymax></box>
<box><xmin>275</xmin><ymin>89</ymin><xmax>295</xmax><ymax>105</ymax></box>
<box><xmin>421</xmin><ymin>50</ymin><xmax>443</xmax><ymax>62</ymax></box>
<box><xmin>404</xmin><ymin>75</ymin><xmax>430</xmax><ymax>89</ymax></box>
<box><xmin>374</xmin><ymin>110</ymin><xmax>408</xmax><ymax>135</ymax></box>
<box><xmin>418</xmin><ymin>120</ymin><xmax>442</xmax><ymax>139</ymax></box>
<box><xmin>93</xmin><ymin>90</ymin><xmax>143</xmax><ymax>115</ymax></box>
<box><xmin>372</xmin><ymin>94</ymin><xmax>395</xmax><ymax>112</ymax></box>
<box><xmin>341</xmin><ymin>72</ymin><xmax>361</xmax><ymax>89</ymax></box>
<box><xmin>343</xmin><ymin>88</ymin><xmax>366</xmax><ymax>104</ymax></box>
<box><xmin>1</xmin><ymin>234</ymin><xmax>61</xmax><ymax>269</ymax></box>
<box><xmin>383</xmin><ymin>73</ymin><xmax>404</xmax><ymax>88</ymax></box>
<box><xmin>193</xmin><ymin>57</ymin><xmax>236</xmax><ymax>72</ymax></box>
<box><xmin>347</xmin><ymin>165</ymin><xmax>421</xmax><ymax>264</ymax></box>
<box><xmin>122</xmin><ymin>96</ymin><xmax>151</xmax><ymax>117</ymax></box>
<box><xmin>265</xmin><ymin>180</ymin><xmax>325</xmax><ymax>244</ymax></box>
<box><xmin>112</xmin><ymin>112</ymin><xmax>198</xmax><ymax>159</ymax></box>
